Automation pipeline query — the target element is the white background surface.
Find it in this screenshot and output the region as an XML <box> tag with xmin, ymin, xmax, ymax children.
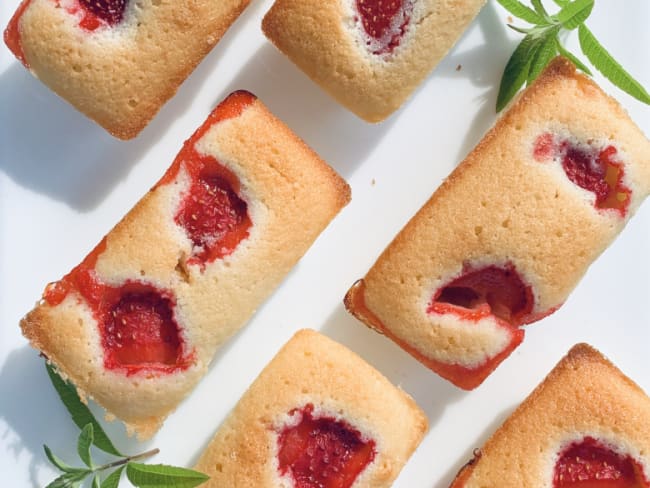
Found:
<box><xmin>1</xmin><ymin>1</ymin><xmax>649</xmax><ymax>486</ymax></box>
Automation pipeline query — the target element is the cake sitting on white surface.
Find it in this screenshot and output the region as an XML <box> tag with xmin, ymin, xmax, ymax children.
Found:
<box><xmin>262</xmin><ymin>0</ymin><xmax>486</xmax><ymax>122</ymax></box>
<box><xmin>345</xmin><ymin>57</ymin><xmax>650</xmax><ymax>390</ymax></box>
<box><xmin>195</xmin><ymin>329</ymin><xmax>428</xmax><ymax>487</ymax></box>
<box><xmin>20</xmin><ymin>91</ymin><xmax>351</xmax><ymax>439</ymax></box>
<box><xmin>450</xmin><ymin>344</ymin><xmax>650</xmax><ymax>488</ymax></box>
<box><xmin>4</xmin><ymin>0</ymin><xmax>251</xmax><ymax>139</ymax></box>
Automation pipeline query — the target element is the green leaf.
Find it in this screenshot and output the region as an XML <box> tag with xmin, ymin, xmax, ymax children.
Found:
<box><xmin>92</xmin><ymin>476</ymin><xmax>101</xmax><ymax>488</ymax></box>
<box><xmin>552</xmin><ymin>0</ymin><xmax>569</xmax><ymax>6</ymax></box>
<box><xmin>496</xmin><ymin>33</ymin><xmax>536</xmax><ymax>111</ymax></box>
<box><xmin>531</xmin><ymin>0</ymin><xmax>551</xmax><ymax>21</ymax></box>
<box><xmin>101</xmin><ymin>467</ymin><xmax>126</xmax><ymax>488</ymax></box>
<box><xmin>45</xmin><ymin>362</ymin><xmax>124</xmax><ymax>457</ymax></box>
<box><xmin>496</xmin><ymin>0</ymin><xmax>547</xmax><ymax>24</ymax></box>
<box><xmin>77</xmin><ymin>424</ymin><xmax>95</xmax><ymax>468</ymax></box>
<box><xmin>528</xmin><ymin>28</ymin><xmax>560</xmax><ymax>83</ymax></box>
<box><xmin>126</xmin><ymin>463</ymin><xmax>209</xmax><ymax>488</ymax></box>
<box><xmin>44</xmin><ymin>445</ymin><xmax>80</xmax><ymax>473</ymax></box>
<box><xmin>556</xmin><ymin>40</ymin><xmax>592</xmax><ymax>75</ymax></box>
<box><xmin>556</xmin><ymin>0</ymin><xmax>594</xmax><ymax>29</ymax></box>
<box><xmin>45</xmin><ymin>470</ymin><xmax>90</xmax><ymax>488</ymax></box>
<box><xmin>578</xmin><ymin>24</ymin><xmax>650</xmax><ymax>104</ymax></box>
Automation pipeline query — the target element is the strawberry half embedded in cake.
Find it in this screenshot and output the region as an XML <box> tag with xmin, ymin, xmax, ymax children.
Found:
<box><xmin>78</xmin><ymin>0</ymin><xmax>127</xmax><ymax>28</ymax></box>
<box><xmin>534</xmin><ymin>133</ymin><xmax>632</xmax><ymax>216</ymax></box>
<box><xmin>354</xmin><ymin>0</ymin><xmax>414</xmax><ymax>55</ymax></box>
<box><xmin>554</xmin><ymin>437</ymin><xmax>648</xmax><ymax>488</ymax></box>
<box><xmin>278</xmin><ymin>404</ymin><xmax>376</xmax><ymax>488</ymax></box>
<box><xmin>195</xmin><ymin>330</ymin><xmax>426</xmax><ymax>487</ymax></box>
<box><xmin>429</xmin><ymin>264</ymin><xmax>534</xmax><ymax>325</ymax></box>
<box><xmin>174</xmin><ymin>162</ymin><xmax>251</xmax><ymax>266</ymax></box>
<box><xmin>448</xmin><ymin>344</ymin><xmax>650</xmax><ymax>488</ymax></box>
<box><xmin>20</xmin><ymin>92</ymin><xmax>350</xmax><ymax>439</ymax></box>
<box><xmin>4</xmin><ymin>0</ymin><xmax>253</xmax><ymax>138</ymax></box>
<box><xmin>344</xmin><ymin>58</ymin><xmax>650</xmax><ymax>390</ymax></box>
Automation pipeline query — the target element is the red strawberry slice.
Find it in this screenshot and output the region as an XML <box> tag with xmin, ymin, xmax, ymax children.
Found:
<box><xmin>355</xmin><ymin>0</ymin><xmax>414</xmax><ymax>54</ymax></box>
<box><xmin>79</xmin><ymin>0</ymin><xmax>127</xmax><ymax>26</ymax></box>
<box><xmin>554</xmin><ymin>437</ymin><xmax>648</xmax><ymax>488</ymax></box>
<box><xmin>533</xmin><ymin>133</ymin><xmax>631</xmax><ymax>216</ymax></box>
<box><xmin>175</xmin><ymin>160</ymin><xmax>251</xmax><ymax>267</ymax></box>
<box><xmin>428</xmin><ymin>264</ymin><xmax>534</xmax><ymax>326</ymax></box>
<box><xmin>278</xmin><ymin>404</ymin><xmax>376</xmax><ymax>488</ymax></box>
<box><xmin>102</xmin><ymin>287</ymin><xmax>183</xmax><ymax>372</ymax></box>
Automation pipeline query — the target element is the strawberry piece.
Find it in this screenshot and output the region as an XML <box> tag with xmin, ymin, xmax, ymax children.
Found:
<box><xmin>278</xmin><ymin>404</ymin><xmax>376</xmax><ymax>488</ymax></box>
<box><xmin>355</xmin><ymin>0</ymin><xmax>413</xmax><ymax>54</ymax></box>
<box><xmin>533</xmin><ymin>134</ymin><xmax>631</xmax><ymax>216</ymax></box>
<box><xmin>429</xmin><ymin>264</ymin><xmax>534</xmax><ymax>326</ymax></box>
<box><xmin>102</xmin><ymin>287</ymin><xmax>183</xmax><ymax>372</ymax></box>
<box><xmin>175</xmin><ymin>161</ymin><xmax>251</xmax><ymax>267</ymax></box>
<box><xmin>78</xmin><ymin>0</ymin><xmax>127</xmax><ymax>26</ymax></box>
<box><xmin>554</xmin><ymin>437</ymin><xmax>648</xmax><ymax>488</ymax></box>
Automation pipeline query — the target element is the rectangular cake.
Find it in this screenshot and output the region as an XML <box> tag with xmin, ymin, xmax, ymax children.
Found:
<box><xmin>20</xmin><ymin>91</ymin><xmax>351</xmax><ymax>438</ymax></box>
<box><xmin>450</xmin><ymin>344</ymin><xmax>650</xmax><ymax>487</ymax></box>
<box><xmin>5</xmin><ymin>0</ymin><xmax>251</xmax><ymax>139</ymax></box>
<box><xmin>262</xmin><ymin>0</ymin><xmax>486</xmax><ymax>122</ymax></box>
<box><xmin>345</xmin><ymin>57</ymin><xmax>650</xmax><ymax>390</ymax></box>
<box><xmin>195</xmin><ymin>329</ymin><xmax>428</xmax><ymax>487</ymax></box>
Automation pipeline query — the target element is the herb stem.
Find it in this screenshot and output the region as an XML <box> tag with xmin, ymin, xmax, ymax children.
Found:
<box><xmin>96</xmin><ymin>448</ymin><xmax>160</xmax><ymax>472</ymax></box>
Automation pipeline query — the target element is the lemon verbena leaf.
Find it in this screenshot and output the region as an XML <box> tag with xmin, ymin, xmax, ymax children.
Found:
<box><xmin>556</xmin><ymin>0</ymin><xmax>594</xmax><ymax>29</ymax></box>
<box><xmin>578</xmin><ymin>24</ymin><xmax>650</xmax><ymax>104</ymax></box>
<box><xmin>497</xmin><ymin>33</ymin><xmax>536</xmax><ymax>111</ymax></box>
<box><xmin>496</xmin><ymin>0</ymin><xmax>548</xmax><ymax>24</ymax></box>
<box><xmin>528</xmin><ymin>28</ymin><xmax>560</xmax><ymax>83</ymax></box>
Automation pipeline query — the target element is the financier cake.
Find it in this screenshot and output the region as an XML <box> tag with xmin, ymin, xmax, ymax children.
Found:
<box><xmin>262</xmin><ymin>0</ymin><xmax>486</xmax><ymax>122</ymax></box>
<box><xmin>345</xmin><ymin>57</ymin><xmax>650</xmax><ymax>390</ymax></box>
<box><xmin>20</xmin><ymin>91</ymin><xmax>351</xmax><ymax>438</ymax></box>
<box><xmin>195</xmin><ymin>329</ymin><xmax>428</xmax><ymax>487</ymax></box>
<box><xmin>450</xmin><ymin>344</ymin><xmax>650</xmax><ymax>487</ymax></box>
<box><xmin>4</xmin><ymin>0</ymin><xmax>251</xmax><ymax>139</ymax></box>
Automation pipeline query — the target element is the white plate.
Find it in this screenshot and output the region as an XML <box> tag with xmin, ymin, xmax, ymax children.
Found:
<box><xmin>1</xmin><ymin>1</ymin><xmax>649</xmax><ymax>486</ymax></box>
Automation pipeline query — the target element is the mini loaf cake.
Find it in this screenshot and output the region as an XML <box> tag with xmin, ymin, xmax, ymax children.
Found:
<box><xmin>4</xmin><ymin>0</ymin><xmax>251</xmax><ymax>139</ymax></box>
<box><xmin>195</xmin><ymin>329</ymin><xmax>428</xmax><ymax>487</ymax></box>
<box><xmin>450</xmin><ymin>344</ymin><xmax>650</xmax><ymax>487</ymax></box>
<box><xmin>20</xmin><ymin>91</ymin><xmax>351</xmax><ymax>438</ymax></box>
<box><xmin>345</xmin><ymin>57</ymin><xmax>650</xmax><ymax>390</ymax></box>
<box><xmin>262</xmin><ymin>0</ymin><xmax>486</xmax><ymax>122</ymax></box>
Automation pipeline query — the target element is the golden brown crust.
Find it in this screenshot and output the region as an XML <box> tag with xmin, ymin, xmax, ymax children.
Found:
<box><xmin>262</xmin><ymin>0</ymin><xmax>486</xmax><ymax>122</ymax></box>
<box><xmin>450</xmin><ymin>343</ymin><xmax>650</xmax><ymax>487</ymax></box>
<box><xmin>346</xmin><ymin>57</ymin><xmax>650</xmax><ymax>385</ymax></box>
<box><xmin>195</xmin><ymin>329</ymin><xmax>428</xmax><ymax>487</ymax></box>
<box><xmin>20</xmin><ymin>94</ymin><xmax>351</xmax><ymax>438</ymax></box>
<box><xmin>17</xmin><ymin>0</ymin><xmax>251</xmax><ymax>139</ymax></box>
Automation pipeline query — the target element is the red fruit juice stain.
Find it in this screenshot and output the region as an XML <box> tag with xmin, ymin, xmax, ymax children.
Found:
<box><xmin>533</xmin><ymin>133</ymin><xmax>631</xmax><ymax>216</ymax></box>
<box><xmin>428</xmin><ymin>264</ymin><xmax>534</xmax><ymax>326</ymax></box>
<box><xmin>554</xmin><ymin>437</ymin><xmax>649</xmax><ymax>488</ymax></box>
<box><xmin>277</xmin><ymin>404</ymin><xmax>376</xmax><ymax>488</ymax></box>
<box><xmin>355</xmin><ymin>0</ymin><xmax>414</xmax><ymax>54</ymax></box>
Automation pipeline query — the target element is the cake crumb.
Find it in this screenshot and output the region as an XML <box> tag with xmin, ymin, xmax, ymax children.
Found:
<box><xmin>456</xmin><ymin>64</ymin><xmax>462</xmax><ymax>71</ymax></box>
<box><xmin>371</xmin><ymin>178</ymin><xmax>376</xmax><ymax>186</ymax></box>
<box><xmin>507</xmin><ymin>16</ymin><xmax>513</xmax><ymax>23</ymax></box>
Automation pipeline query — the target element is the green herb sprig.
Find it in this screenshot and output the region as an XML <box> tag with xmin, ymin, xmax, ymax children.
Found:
<box><xmin>43</xmin><ymin>363</ymin><xmax>209</xmax><ymax>488</ymax></box>
<box><xmin>495</xmin><ymin>0</ymin><xmax>650</xmax><ymax>111</ymax></box>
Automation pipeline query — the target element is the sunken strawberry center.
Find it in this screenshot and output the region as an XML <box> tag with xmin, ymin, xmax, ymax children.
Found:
<box><xmin>277</xmin><ymin>404</ymin><xmax>376</xmax><ymax>488</ymax></box>
<box><xmin>78</xmin><ymin>0</ymin><xmax>127</xmax><ymax>28</ymax></box>
<box><xmin>554</xmin><ymin>437</ymin><xmax>649</xmax><ymax>488</ymax></box>
<box><xmin>355</xmin><ymin>0</ymin><xmax>413</xmax><ymax>54</ymax></box>
<box><xmin>103</xmin><ymin>288</ymin><xmax>182</xmax><ymax>370</ymax></box>
<box><xmin>533</xmin><ymin>134</ymin><xmax>631</xmax><ymax>216</ymax></box>
<box><xmin>428</xmin><ymin>264</ymin><xmax>534</xmax><ymax>325</ymax></box>
<box><xmin>175</xmin><ymin>159</ymin><xmax>251</xmax><ymax>267</ymax></box>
